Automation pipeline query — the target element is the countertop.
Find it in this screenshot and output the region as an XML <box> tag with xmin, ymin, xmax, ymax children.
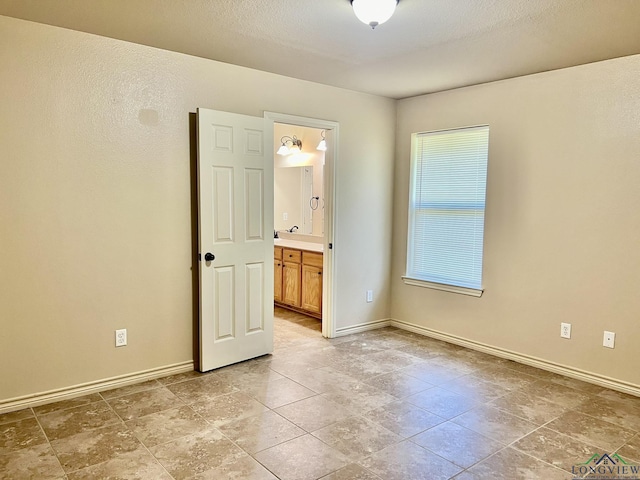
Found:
<box><xmin>274</xmin><ymin>238</ymin><xmax>323</xmax><ymax>253</ymax></box>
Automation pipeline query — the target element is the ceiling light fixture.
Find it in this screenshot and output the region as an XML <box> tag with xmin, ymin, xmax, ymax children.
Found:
<box><xmin>350</xmin><ymin>0</ymin><xmax>398</xmax><ymax>29</ymax></box>
<box><xmin>317</xmin><ymin>130</ymin><xmax>327</xmax><ymax>151</ymax></box>
<box><xmin>277</xmin><ymin>135</ymin><xmax>303</xmax><ymax>155</ymax></box>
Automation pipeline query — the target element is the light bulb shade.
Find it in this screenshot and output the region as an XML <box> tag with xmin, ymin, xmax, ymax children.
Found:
<box><xmin>277</xmin><ymin>144</ymin><xmax>290</xmax><ymax>155</ymax></box>
<box><xmin>317</xmin><ymin>140</ymin><xmax>327</xmax><ymax>151</ymax></box>
<box><xmin>351</xmin><ymin>0</ymin><xmax>398</xmax><ymax>28</ymax></box>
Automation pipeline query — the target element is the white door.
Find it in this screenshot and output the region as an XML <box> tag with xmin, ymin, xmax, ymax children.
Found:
<box><xmin>197</xmin><ymin>108</ymin><xmax>274</xmax><ymax>372</ymax></box>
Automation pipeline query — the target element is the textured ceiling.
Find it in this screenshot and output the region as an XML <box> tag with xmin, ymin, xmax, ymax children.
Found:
<box><xmin>1</xmin><ymin>0</ymin><xmax>640</xmax><ymax>99</ymax></box>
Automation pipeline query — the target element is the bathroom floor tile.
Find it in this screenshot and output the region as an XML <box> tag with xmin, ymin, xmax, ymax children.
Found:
<box><xmin>166</xmin><ymin>375</ymin><xmax>239</xmax><ymax>404</ymax></box>
<box><xmin>364</xmin><ymin>400</ymin><xmax>444</xmax><ymax>438</ymax></box>
<box><xmin>33</xmin><ymin>394</ymin><xmax>103</xmax><ymax>416</ymax></box>
<box><xmin>38</xmin><ymin>401</ymin><xmax>121</xmax><ymax>441</ymax></box>
<box><xmin>360</xmin><ymin>440</ymin><xmax>463</xmax><ymax>480</ymax></box>
<box><xmin>107</xmin><ymin>386</ymin><xmax>184</xmax><ymax>421</ymax></box>
<box><xmin>406</xmin><ymin>387</ymin><xmax>478</xmax><ymax>419</ymax></box>
<box><xmin>451</xmin><ymin>405</ymin><xmax>538</xmax><ymax>444</ymax></box>
<box><xmin>218</xmin><ymin>410</ymin><xmax>305</xmax><ymax>454</ymax></box>
<box><xmin>126</xmin><ymin>405</ymin><xmax>209</xmax><ymax>447</ymax></box>
<box><xmin>516</xmin><ymin>380</ymin><xmax>592</xmax><ymax>409</ymax></box>
<box><xmin>466</xmin><ymin>447</ymin><xmax>568</xmax><ymax>480</ymax></box>
<box><xmin>0</xmin><ymin>408</ymin><xmax>34</xmax><ymax>425</ymax></box>
<box><xmin>513</xmin><ymin>427</ymin><xmax>605</xmax><ymax>473</ymax></box>
<box><xmin>400</xmin><ymin>361</ymin><xmax>468</xmax><ymax>386</ymax></box>
<box><xmin>0</xmin><ymin>443</ymin><xmax>65</xmax><ymax>479</ymax></box>
<box><xmin>50</xmin><ymin>422</ymin><xmax>141</xmax><ymax>473</ymax></box>
<box><xmin>361</xmin><ymin>372</ymin><xmax>433</xmax><ymax>399</ymax></box>
<box><xmin>545</xmin><ymin>411</ymin><xmax>637</xmax><ymax>452</ymax></box>
<box><xmin>574</xmin><ymin>394</ymin><xmax>640</xmax><ymax>431</ymax></box>
<box><xmin>187</xmin><ymin>454</ymin><xmax>278</xmax><ymax>479</ymax></box>
<box><xmin>312</xmin><ymin>416</ymin><xmax>401</xmax><ymax>461</ymax></box>
<box><xmin>489</xmin><ymin>389</ymin><xmax>568</xmax><ymax>425</ymax></box>
<box><xmin>320</xmin><ymin>463</ymin><xmax>383</xmax><ymax>480</ymax></box>
<box><xmin>411</xmin><ymin>421</ymin><xmax>504</xmax><ymax>469</ymax></box>
<box><xmin>254</xmin><ymin>434</ymin><xmax>349</xmax><ymax>480</ymax></box>
<box><xmin>617</xmin><ymin>434</ymin><xmax>640</xmax><ymax>463</ymax></box>
<box><xmin>0</xmin><ymin>417</ymin><xmax>47</xmax><ymax>455</ymax></box>
<box><xmin>190</xmin><ymin>392</ymin><xmax>268</xmax><ymax>428</ymax></box>
<box><xmin>243</xmin><ymin>376</ymin><xmax>317</xmax><ymax>409</ymax></box>
<box><xmin>274</xmin><ymin>395</ymin><xmax>354</xmax><ymax>432</ymax></box>
<box><xmin>150</xmin><ymin>426</ymin><xmax>246</xmax><ymax>479</ymax></box>
<box><xmin>439</xmin><ymin>376</ymin><xmax>512</xmax><ymax>403</ymax></box>
<box><xmin>66</xmin><ymin>447</ymin><xmax>172</xmax><ymax>480</ymax></box>
<box><xmin>321</xmin><ymin>382</ymin><xmax>396</xmax><ymax>415</ymax></box>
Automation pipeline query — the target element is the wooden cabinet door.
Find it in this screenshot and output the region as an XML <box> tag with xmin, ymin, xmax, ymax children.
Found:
<box><xmin>301</xmin><ymin>264</ymin><xmax>322</xmax><ymax>314</ymax></box>
<box><xmin>282</xmin><ymin>262</ymin><xmax>301</xmax><ymax>307</ymax></box>
<box><xmin>274</xmin><ymin>259</ymin><xmax>283</xmax><ymax>303</ymax></box>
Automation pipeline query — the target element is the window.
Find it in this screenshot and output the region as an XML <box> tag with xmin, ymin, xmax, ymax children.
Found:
<box><xmin>404</xmin><ymin>125</ymin><xmax>489</xmax><ymax>297</ymax></box>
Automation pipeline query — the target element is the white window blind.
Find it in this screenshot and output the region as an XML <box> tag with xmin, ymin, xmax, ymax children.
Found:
<box><xmin>405</xmin><ymin>125</ymin><xmax>489</xmax><ymax>294</ymax></box>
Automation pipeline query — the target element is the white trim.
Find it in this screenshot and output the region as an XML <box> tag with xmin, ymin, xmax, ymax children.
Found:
<box><xmin>391</xmin><ymin>319</ymin><xmax>640</xmax><ymax>397</ymax></box>
<box><xmin>402</xmin><ymin>276</ymin><xmax>483</xmax><ymax>297</ymax></box>
<box><xmin>0</xmin><ymin>361</ymin><xmax>194</xmax><ymax>414</ymax></box>
<box><xmin>264</xmin><ymin>112</ymin><xmax>339</xmax><ymax>339</ymax></box>
<box><xmin>335</xmin><ymin>318</ymin><xmax>392</xmax><ymax>336</ymax></box>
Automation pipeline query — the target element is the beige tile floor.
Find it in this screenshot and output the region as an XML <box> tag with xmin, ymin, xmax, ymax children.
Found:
<box><xmin>2</xmin><ymin>307</ymin><xmax>640</xmax><ymax>479</ymax></box>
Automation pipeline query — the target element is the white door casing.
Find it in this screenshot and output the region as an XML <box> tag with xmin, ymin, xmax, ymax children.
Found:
<box><xmin>265</xmin><ymin>112</ymin><xmax>338</xmax><ymax>338</ymax></box>
<box><xmin>197</xmin><ymin>108</ymin><xmax>274</xmax><ymax>371</ymax></box>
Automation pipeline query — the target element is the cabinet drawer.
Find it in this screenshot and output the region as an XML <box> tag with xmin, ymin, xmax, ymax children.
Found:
<box><xmin>283</xmin><ymin>248</ymin><xmax>302</xmax><ymax>263</ymax></box>
<box><xmin>274</xmin><ymin>246</ymin><xmax>283</xmax><ymax>261</ymax></box>
<box><xmin>302</xmin><ymin>251</ymin><xmax>323</xmax><ymax>268</ymax></box>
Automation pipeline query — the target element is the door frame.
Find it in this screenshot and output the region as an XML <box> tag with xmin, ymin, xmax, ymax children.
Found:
<box><xmin>264</xmin><ymin>112</ymin><xmax>338</xmax><ymax>339</ymax></box>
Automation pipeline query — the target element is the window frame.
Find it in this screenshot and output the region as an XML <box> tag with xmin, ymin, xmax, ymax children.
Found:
<box><xmin>403</xmin><ymin>125</ymin><xmax>489</xmax><ymax>297</ymax></box>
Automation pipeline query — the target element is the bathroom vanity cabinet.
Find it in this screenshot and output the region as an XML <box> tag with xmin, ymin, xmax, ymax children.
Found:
<box><xmin>274</xmin><ymin>246</ymin><xmax>322</xmax><ymax>319</ymax></box>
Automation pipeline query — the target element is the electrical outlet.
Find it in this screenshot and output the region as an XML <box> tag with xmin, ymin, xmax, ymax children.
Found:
<box><xmin>603</xmin><ymin>331</ymin><xmax>615</xmax><ymax>349</ymax></box>
<box><xmin>366</xmin><ymin>290</ymin><xmax>373</xmax><ymax>303</ymax></box>
<box><xmin>115</xmin><ymin>329</ymin><xmax>127</xmax><ymax>347</ymax></box>
<box><xmin>283</xmin><ymin>212</ymin><xmax>288</xmax><ymax>221</ymax></box>
<box><xmin>560</xmin><ymin>323</ymin><xmax>571</xmax><ymax>339</ymax></box>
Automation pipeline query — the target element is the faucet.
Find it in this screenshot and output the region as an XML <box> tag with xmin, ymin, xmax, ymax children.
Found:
<box><xmin>288</xmin><ymin>225</ymin><xmax>299</xmax><ymax>233</ymax></box>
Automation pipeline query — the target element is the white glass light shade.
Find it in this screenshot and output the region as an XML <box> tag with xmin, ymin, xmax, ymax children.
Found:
<box><xmin>289</xmin><ymin>144</ymin><xmax>301</xmax><ymax>154</ymax></box>
<box><xmin>316</xmin><ymin>140</ymin><xmax>327</xmax><ymax>151</ymax></box>
<box><xmin>277</xmin><ymin>144</ymin><xmax>289</xmax><ymax>155</ymax></box>
<box><xmin>351</xmin><ymin>0</ymin><xmax>398</xmax><ymax>29</ymax></box>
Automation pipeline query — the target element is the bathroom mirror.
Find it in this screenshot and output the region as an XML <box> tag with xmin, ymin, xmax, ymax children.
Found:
<box><xmin>274</xmin><ymin>166</ymin><xmax>322</xmax><ymax>236</ymax></box>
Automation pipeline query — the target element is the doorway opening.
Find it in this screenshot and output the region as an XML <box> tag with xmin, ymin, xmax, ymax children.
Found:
<box><xmin>265</xmin><ymin>112</ymin><xmax>338</xmax><ymax>339</ymax></box>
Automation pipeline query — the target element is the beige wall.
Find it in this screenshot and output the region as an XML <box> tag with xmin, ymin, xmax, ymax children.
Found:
<box><xmin>392</xmin><ymin>55</ymin><xmax>640</xmax><ymax>386</ymax></box>
<box><xmin>0</xmin><ymin>16</ymin><xmax>395</xmax><ymax>402</ymax></box>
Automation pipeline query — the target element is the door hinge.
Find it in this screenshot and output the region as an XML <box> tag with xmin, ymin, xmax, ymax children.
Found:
<box><xmin>328</xmin><ymin>243</ymin><xmax>333</xmax><ymax>250</ymax></box>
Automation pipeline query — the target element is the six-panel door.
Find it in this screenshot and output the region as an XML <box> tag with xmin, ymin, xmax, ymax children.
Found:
<box><xmin>197</xmin><ymin>108</ymin><xmax>274</xmax><ymax>372</ymax></box>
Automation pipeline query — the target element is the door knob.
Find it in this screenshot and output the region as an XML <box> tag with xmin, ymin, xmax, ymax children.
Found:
<box><xmin>204</xmin><ymin>253</ymin><xmax>215</xmax><ymax>261</ymax></box>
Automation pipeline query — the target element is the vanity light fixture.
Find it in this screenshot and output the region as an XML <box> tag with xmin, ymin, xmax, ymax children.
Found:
<box><xmin>351</xmin><ymin>0</ymin><xmax>399</xmax><ymax>29</ymax></box>
<box><xmin>317</xmin><ymin>130</ymin><xmax>327</xmax><ymax>151</ymax></box>
<box><xmin>277</xmin><ymin>135</ymin><xmax>303</xmax><ymax>155</ymax></box>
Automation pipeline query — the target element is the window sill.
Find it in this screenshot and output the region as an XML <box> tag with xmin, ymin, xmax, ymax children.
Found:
<box><xmin>402</xmin><ymin>276</ymin><xmax>483</xmax><ymax>297</ymax></box>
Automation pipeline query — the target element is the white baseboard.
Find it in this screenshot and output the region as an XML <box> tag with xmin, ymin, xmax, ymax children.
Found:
<box><xmin>391</xmin><ymin>319</ymin><xmax>640</xmax><ymax>397</ymax></box>
<box><xmin>334</xmin><ymin>318</ymin><xmax>392</xmax><ymax>337</ymax></box>
<box><xmin>0</xmin><ymin>361</ymin><xmax>194</xmax><ymax>414</ymax></box>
